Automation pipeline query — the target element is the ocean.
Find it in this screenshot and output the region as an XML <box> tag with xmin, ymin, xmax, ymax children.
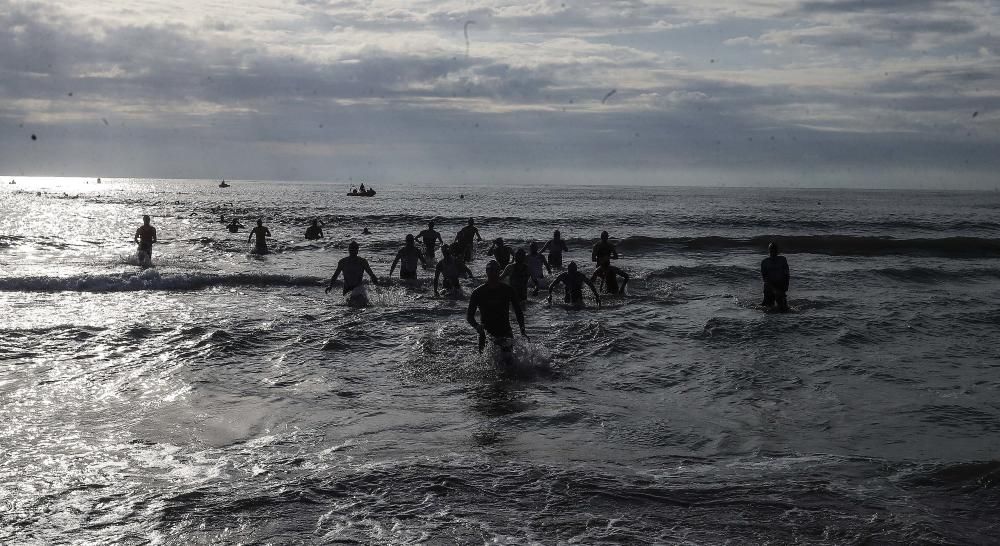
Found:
<box><xmin>1</xmin><ymin>178</ymin><xmax>998</xmax><ymax>544</ymax></box>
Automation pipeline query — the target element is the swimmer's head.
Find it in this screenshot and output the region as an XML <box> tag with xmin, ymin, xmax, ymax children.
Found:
<box><xmin>515</xmin><ymin>248</ymin><xmax>526</xmax><ymax>262</ymax></box>
<box><xmin>428</xmin><ymin>220</ymin><xmax>435</xmax><ymax>228</ymax></box>
<box><xmin>257</xmin><ymin>218</ymin><xmax>263</xmax><ymax>226</ymax></box>
<box><xmin>348</xmin><ymin>241</ymin><xmax>360</xmax><ymax>255</ymax></box>
<box><xmin>554</xmin><ymin>229</ymin><xmax>561</xmax><ymax>238</ymax></box>
<box><xmin>441</xmin><ymin>244</ymin><xmax>451</xmax><ymax>256</ymax></box>
<box><xmin>468</xmin><ymin>217</ymin><xmax>475</xmax><ymax>226</ymax></box>
<box><xmin>405</xmin><ymin>234</ymin><xmax>415</xmax><ymax>245</ymax></box>
<box><xmin>601</xmin><ymin>230</ymin><xmax>609</xmax><ymax>241</ymax></box>
<box><xmin>529</xmin><ymin>242</ymin><xmax>539</xmax><ymax>253</ymax></box>
<box><xmin>568</xmin><ymin>261</ymin><xmax>578</xmax><ymax>273</ymax></box>
<box><xmin>495</xmin><ymin>237</ymin><xmax>503</xmax><ymax>245</ymax></box>
<box><xmin>485</xmin><ymin>260</ymin><xmax>500</xmax><ymax>280</ymax></box>
<box><xmin>142</xmin><ymin>215</ymin><xmax>150</xmax><ymax>225</ymax></box>
<box><xmin>312</xmin><ymin>219</ymin><xmax>319</xmax><ymax>226</ymax></box>
<box><xmin>769</xmin><ymin>242</ymin><xmax>779</xmax><ymax>257</ymax></box>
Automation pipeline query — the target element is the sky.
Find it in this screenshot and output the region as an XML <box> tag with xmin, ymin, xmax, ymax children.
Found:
<box><xmin>0</xmin><ymin>0</ymin><xmax>998</xmax><ymax>188</ymax></box>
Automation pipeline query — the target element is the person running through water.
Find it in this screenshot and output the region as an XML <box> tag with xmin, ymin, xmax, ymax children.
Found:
<box><xmin>592</xmin><ymin>230</ymin><xmax>619</xmax><ymax>264</ymax></box>
<box><xmin>487</xmin><ymin>237</ymin><xmax>514</xmax><ymax>268</ymax></box>
<box><xmin>548</xmin><ymin>262</ymin><xmax>601</xmax><ymax>306</ymax></box>
<box><xmin>434</xmin><ymin>244</ymin><xmax>474</xmax><ymax>296</ymax></box>
<box><xmin>417</xmin><ymin>221</ymin><xmax>444</xmax><ymax>262</ymax></box>
<box><xmin>542</xmin><ymin>229</ymin><xmax>569</xmax><ymax>268</ymax></box>
<box><xmin>500</xmin><ymin>248</ymin><xmax>532</xmax><ymax>302</ymax></box>
<box><xmin>591</xmin><ymin>258</ymin><xmax>629</xmax><ymax>295</ymax></box>
<box><xmin>134</xmin><ymin>215</ymin><xmax>157</xmax><ymax>261</ymax></box>
<box><xmin>248</xmin><ymin>219</ymin><xmax>271</xmax><ymax>254</ymax></box>
<box><xmin>226</xmin><ymin>217</ymin><xmax>244</xmax><ymax>233</ymax></box>
<box><xmin>467</xmin><ymin>260</ymin><xmax>528</xmax><ymax>354</ymax></box>
<box><xmin>326</xmin><ymin>241</ymin><xmax>379</xmax><ymax>295</ymax></box>
<box><xmin>305</xmin><ymin>219</ymin><xmax>324</xmax><ymax>240</ymax></box>
<box><xmin>389</xmin><ymin>234</ymin><xmax>428</xmax><ymax>280</ymax></box>
<box><xmin>456</xmin><ymin>218</ymin><xmax>483</xmax><ymax>263</ymax></box>
<box><xmin>525</xmin><ymin>242</ymin><xmax>552</xmax><ymax>295</ymax></box>
<box><xmin>760</xmin><ymin>241</ymin><xmax>790</xmax><ymax>312</ymax></box>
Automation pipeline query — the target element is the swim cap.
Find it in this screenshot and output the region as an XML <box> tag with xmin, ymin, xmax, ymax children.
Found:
<box><xmin>406</xmin><ymin>234</ymin><xmax>414</xmax><ymax>243</ymax></box>
<box><xmin>348</xmin><ymin>241</ymin><xmax>360</xmax><ymax>250</ymax></box>
<box><xmin>485</xmin><ymin>260</ymin><xmax>500</xmax><ymax>273</ymax></box>
<box><xmin>568</xmin><ymin>261</ymin><xmax>577</xmax><ymax>271</ymax></box>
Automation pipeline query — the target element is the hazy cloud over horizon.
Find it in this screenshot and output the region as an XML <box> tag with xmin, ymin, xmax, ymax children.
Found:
<box><xmin>1</xmin><ymin>0</ymin><xmax>997</xmax><ymax>187</ymax></box>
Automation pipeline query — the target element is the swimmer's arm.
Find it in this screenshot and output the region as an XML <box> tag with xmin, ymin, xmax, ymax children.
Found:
<box><xmin>362</xmin><ymin>259</ymin><xmax>379</xmax><ymax>285</ymax></box>
<box><xmin>151</xmin><ymin>227</ymin><xmax>157</xmax><ymax>243</ymax></box>
<box><xmin>325</xmin><ymin>263</ymin><xmax>344</xmax><ymax>293</ymax></box>
<box><xmin>265</xmin><ymin>228</ymin><xmax>271</xmax><ymax>237</ymax></box>
<box><xmin>561</xmin><ymin>240</ymin><xmax>569</xmax><ymax>252</ymax></box>
<box><xmin>543</xmin><ymin>255</ymin><xmax>552</xmax><ymax>274</ymax></box>
<box><xmin>433</xmin><ymin>263</ymin><xmax>442</xmax><ymax>294</ymax></box>
<box><xmin>618</xmin><ymin>269</ymin><xmax>629</xmax><ymax>293</ymax></box>
<box><xmin>462</xmin><ymin>264</ymin><xmax>474</xmax><ymax>279</ymax></box>
<box><xmin>541</xmin><ymin>241</ymin><xmax>551</xmax><ymax>252</ymax></box>
<box><xmin>584</xmin><ymin>277</ymin><xmax>601</xmax><ymax>305</ymax></box>
<box><xmin>611</xmin><ymin>246</ymin><xmax>619</xmax><ymax>259</ymax></box>
<box><xmin>547</xmin><ymin>274</ymin><xmax>564</xmax><ymax>302</ymax></box>
<box><xmin>782</xmin><ymin>258</ymin><xmax>790</xmax><ymax>289</ymax></box>
<box><xmin>417</xmin><ymin>250</ymin><xmax>428</xmax><ymax>268</ymax></box>
<box><xmin>474</xmin><ymin>228</ymin><xmax>482</xmax><ymax>241</ymax></box>
<box><xmin>511</xmin><ymin>295</ymin><xmax>527</xmax><ymax>337</ymax></box>
<box><xmin>499</xmin><ymin>264</ymin><xmax>513</xmax><ymax>280</ymax></box>
<box><xmin>134</xmin><ymin>228</ymin><xmax>141</xmax><ymax>243</ymax></box>
<box><xmin>247</xmin><ymin>229</ymin><xmax>254</xmax><ymax>244</ymax></box>
<box><xmin>388</xmin><ymin>251</ymin><xmax>401</xmax><ymax>277</ymax></box>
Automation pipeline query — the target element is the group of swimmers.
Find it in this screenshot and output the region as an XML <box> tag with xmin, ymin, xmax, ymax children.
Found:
<box><xmin>134</xmin><ymin>215</ymin><xmax>792</xmax><ymax>355</ymax></box>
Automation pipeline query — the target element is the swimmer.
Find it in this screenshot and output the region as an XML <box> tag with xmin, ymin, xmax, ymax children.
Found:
<box><xmin>304</xmin><ymin>219</ymin><xmax>324</xmax><ymax>240</ymax></box>
<box><xmin>467</xmin><ymin>260</ymin><xmax>528</xmax><ymax>354</ymax></box>
<box><xmin>133</xmin><ymin>214</ymin><xmax>157</xmax><ymax>260</ymax></box>
<box><xmin>591</xmin><ymin>230</ymin><xmax>619</xmax><ymax>263</ymax></box>
<box><xmin>326</xmin><ymin>241</ymin><xmax>379</xmax><ymax>295</ymax></box>
<box><xmin>760</xmin><ymin>242</ymin><xmax>790</xmax><ymax>312</ymax></box>
<box><xmin>487</xmin><ymin>237</ymin><xmax>514</xmax><ymax>268</ymax></box>
<box><xmin>226</xmin><ymin>218</ymin><xmax>244</xmax><ymax>233</ymax></box>
<box><xmin>362</xmin><ymin>227</ymin><xmax>371</xmax><ymax>235</ymax></box>
<box><xmin>590</xmin><ymin>258</ymin><xmax>629</xmax><ymax>295</ymax></box>
<box><xmin>248</xmin><ymin>219</ymin><xmax>271</xmax><ymax>254</ymax></box>
<box><xmin>455</xmin><ymin>218</ymin><xmax>483</xmax><ymax>262</ymax></box>
<box><xmin>548</xmin><ymin>262</ymin><xmax>601</xmax><ymax>306</ymax></box>
<box><xmin>389</xmin><ymin>234</ymin><xmax>428</xmax><ymax>280</ymax></box>
<box><xmin>499</xmin><ymin>248</ymin><xmax>532</xmax><ymax>302</ymax></box>
<box><xmin>417</xmin><ymin>221</ymin><xmax>444</xmax><ymax>261</ymax></box>
<box><xmin>434</xmin><ymin>244</ymin><xmax>474</xmax><ymax>296</ymax></box>
<box><xmin>525</xmin><ymin>242</ymin><xmax>552</xmax><ymax>295</ymax></box>
<box><xmin>541</xmin><ymin>229</ymin><xmax>569</xmax><ymax>268</ymax></box>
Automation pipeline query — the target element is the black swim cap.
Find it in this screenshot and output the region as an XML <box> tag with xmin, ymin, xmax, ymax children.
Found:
<box><xmin>349</xmin><ymin>241</ymin><xmax>360</xmax><ymax>250</ymax></box>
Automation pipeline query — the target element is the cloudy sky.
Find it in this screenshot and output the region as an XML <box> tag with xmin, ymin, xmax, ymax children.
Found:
<box><xmin>1</xmin><ymin>0</ymin><xmax>997</xmax><ymax>187</ymax></box>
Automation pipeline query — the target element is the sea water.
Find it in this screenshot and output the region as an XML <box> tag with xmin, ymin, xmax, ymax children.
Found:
<box><xmin>1</xmin><ymin>179</ymin><xmax>998</xmax><ymax>543</ymax></box>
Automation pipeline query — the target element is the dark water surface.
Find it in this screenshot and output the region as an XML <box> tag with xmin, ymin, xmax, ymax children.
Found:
<box><xmin>1</xmin><ymin>180</ymin><xmax>999</xmax><ymax>543</ymax></box>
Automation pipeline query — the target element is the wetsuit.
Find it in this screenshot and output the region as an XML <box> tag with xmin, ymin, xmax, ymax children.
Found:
<box><xmin>542</xmin><ymin>239</ymin><xmax>568</xmax><ymax>268</ymax></box>
<box><xmin>338</xmin><ymin>256</ymin><xmax>372</xmax><ymax>294</ymax></box>
<box><xmin>135</xmin><ymin>225</ymin><xmax>156</xmax><ymax>257</ymax></box>
<box><xmin>436</xmin><ymin>258</ymin><xmax>465</xmax><ymax>289</ymax></box>
<box><xmin>760</xmin><ymin>255</ymin><xmax>790</xmax><ymax>308</ymax></box>
<box><xmin>250</xmin><ymin>226</ymin><xmax>271</xmax><ymax>254</ymax></box>
<box><xmin>456</xmin><ymin>226</ymin><xmax>480</xmax><ymax>262</ymax></box>
<box><xmin>395</xmin><ymin>246</ymin><xmax>422</xmax><ymax>279</ymax></box>
<box><xmin>526</xmin><ymin>253</ymin><xmax>547</xmax><ymax>285</ymax></box>
<box><xmin>417</xmin><ymin>229</ymin><xmax>442</xmax><ymax>260</ymax></box>
<box><xmin>560</xmin><ymin>270</ymin><xmax>587</xmax><ymax>303</ymax></box>
<box><xmin>501</xmin><ymin>262</ymin><xmax>531</xmax><ymax>301</ymax></box>
<box><xmin>593</xmin><ymin>264</ymin><xmax>626</xmax><ymax>294</ymax></box>
<box><xmin>592</xmin><ymin>240</ymin><xmax>618</xmax><ymax>263</ymax></box>
<box><xmin>488</xmin><ymin>244</ymin><xmax>513</xmax><ymax>268</ymax></box>
<box><xmin>467</xmin><ymin>283</ymin><xmax>521</xmax><ymax>339</ymax></box>
<box><xmin>305</xmin><ymin>225</ymin><xmax>323</xmax><ymax>240</ymax></box>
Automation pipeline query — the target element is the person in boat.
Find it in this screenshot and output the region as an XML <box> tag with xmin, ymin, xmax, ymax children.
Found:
<box><xmin>417</xmin><ymin>221</ymin><xmax>444</xmax><ymax>261</ymax></box>
<box><xmin>591</xmin><ymin>231</ymin><xmax>619</xmax><ymax>264</ymax></box>
<box><xmin>326</xmin><ymin>241</ymin><xmax>379</xmax><ymax>295</ymax></box>
<box><xmin>590</xmin><ymin>257</ymin><xmax>629</xmax><ymax>295</ymax></box>
<box><xmin>359</xmin><ymin>183</ymin><xmax>366</xmax><ymax>192</ymax></box>
<box><xmin>499</xmin><ymin>248</ymin><xmax>532</xmax><ymax>302</ymax></box>
<box><xmin>434</xmin><ymin>244</ymin><xmax>474</xmax><ymax>296</ymax></box>
<box><xmin>548</xmin><ymin>262</ymin><xmax>601</xmax><ymax>306</ymax></box>
<box><xmin>248</xmin><ymin>219</ymin><xmax>271</xmax><ymax>254</ymax></box>
<box><xmin>467</xmin><ymin>260</ymin><xmax>528</xmax><ymax>354</ymax></box>
<box><xmin>760</xmin><ymin>242</ymin><xmax>790</xmax><ymax>312</ymax></box>
<box><xmin>525</xmin><ymin>242</ymin><xmax>552</xmax><ymax>295</ymax></box>
<box><xmin>350</xmin><ymin>187</ymin><xmax>358</xmax><ymax>195</ymax></box>
<box><xmin>487</xmin><ymin>237</ymin><xmax>514</xmax><ymax>268</ymax></box>
<box><xmin>542</xmin><ymin>229</ymin><xmax>569</xmax><ymax>268</ymax></box>
<box><xmin>455</xmin><ymin>218</ymin><xmax>483</xmax><ymax>262</ymax></box>
<box><xmin>305</xmin><ymin>219</ymin><xmax>324</xmax><ymax>240</ymax></box>
<box><xmin>226</xmin><ymin>218</ymin><xmax>244</xmax><ymax>233</ymax></box>
<box><xmin>389</xmin><ymin>234</ymin><xmax>428</xmax><ymax>280</ymax></box>
<box><xmin>134</xmin><ymin>214</ymin><xmax>157</xmax><ymax>259</ymax></box>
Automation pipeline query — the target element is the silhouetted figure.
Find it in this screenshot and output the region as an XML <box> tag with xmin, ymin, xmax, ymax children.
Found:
<box><xmin>526</xmin><ymin>242</ymin><xmax>552</xmax><ymax>295</ymax></box>
<box><xmin>134</xmin><ymin>214</ymin><xmax>157</xmax><ymax>261</ymax></box>
<box><xmin>359</xmin><ymin>183</ymin><xmax>366</xmax><ymax>193</ymax></box>
<box><xmin>226</xmin><ymin>218</ymin><xmax>244</xmax><ymax>233</ymax></box>
<box><xmin>487</xmin><ymin>237</ymin><xmax>514</xmax><ymax>268</ymax></box>
<box><xmin>592</xmin><ymin>230</ymin><xmax>619</xmax><ymax>263</ymax></box>
<box><xmin>362</xmin><ymin>227</ymin><xmax>371</xmax><ymax>235</ymax></box>
<box><xmin>455</xmin><ymin>218</ymin><xmax>483</xmax><ymax>262</ymax></box>
<box><xmin>761</xmin><ymin>242</ymin><xmax>790</xmax><ymax>312</ymax></box>
<box><xmin>389</xmin><ymin>234</ymin><xmax>428</xmax><ymax>280</ymax></box>
<box><xmin>434</xmin><ymin>244</ymin><xmax>474</xmax><ymax>296</ymax></box>
<box><xmin>467</xmin><ymin>260</ymin><xmax>528</xmax><ymax>354</ymax></box>
<box><xmin>542</xmin><ymin>229</ymin><xmax>569</xmax><ymax>268</ymax></box>
<box><xmin>500</xmin><ymin>248</ymin><xmax>532</xmax><ymax>302</ymax></box>
<box><xmin>305</xmin><ymin>219</ymin><xmax>324</xmax><ymax>240</ymax></box>
<box><xmin>591</xmin><ymin>258</ymin><xmax>629</xmax><ymax>295</ymax></box>
<box><xmin>248</xmin><ymin>219</ymin><xmax>271</xmax><ymax>254</ymax></box>
<box><xmin>326</xmin><ymin>241</ymin><xmax>379</xmax><ymax>295</ymax></box>
<box><xmin>417</xmin><ymin>221</ymin><xmax>444</xmax><ymax>261</ymax></box>
<box><xmin>548</xmin><ymin>262</ymin><xmax>601</xmax><ymax>306</ymax></box>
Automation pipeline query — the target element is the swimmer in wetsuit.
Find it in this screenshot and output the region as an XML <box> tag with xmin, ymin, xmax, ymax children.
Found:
<box><xmin>467</xmin><ymin>260</ymin><xmax>528</xmax><ymax>354</ymax></box>
<box><xmin>226</xmin><ymin>218</ymin><xmax>244</xmax><ymax>233</ymax></box>
<box><xmin>248</xmin><ymin>219</ymin><xmax>271</xmax><ymax>254</ymax></box>
<box><xmin>434</xmin><ymin>244</ymin><xmax>474</xmax><ymax>296</ymax></box>
<box><xmin>487</xmin><ymin>237</ymin><xmax>514</xmax><ymax>268</ymax></box>
<box><xmin>548</xmin><ymin>262</ymin><xmax>601</xmax><ymax>306</ymax></box>
<box><xmin>417</xmin><ymin>221</ymin><xmax>444</xmax><ymax>262</ymax></box>
<box><xmin>134</xmin><ymin>215</ymin><xmax>157</xmax><ymax>259</ymax></box>
<box><xmin>760</xmin><ymin>241</ymin><xmax>790</xmax><ymax>312</ymax></box>
<box><xmin>389</xmin><ymin>234</ymin><xmax>428</xmax><ymax>280</ymax></box>
<box><xmin>591</xmin><ymin>230</ymin><xmax>619</xmax><ymax>264</ymax></box>
<box><xmin>525</xmin><ymin>242</ymin><xmax>552</xmax><ymax>295</ymax></box>
<box><xmin>541</xmin><ymin>229</ymin><xmax>569</xmax><ymax>268</ymax></box>
<box><xmin>455</xmin><ymin>218</ymin><xmax>483</xmax><ymax>262</ymax></box>
<box><xmin>590</xmin><ymin>258</ymin><xmax>629</xmax><ymax>295</ymax></box>
<box><xmin>326</xmin><ymin>241</ymin><xmax>379</xmax><ymax>295</ymax></box>
<box><xmin>499</xmin><ymin>248</ymin><xmax>532</xmax><ymax>302</ymax></box>
<box><xmin>304</xmin><ymin>219</ymin><xmax>324</xmax><ymax>240</ymax></box>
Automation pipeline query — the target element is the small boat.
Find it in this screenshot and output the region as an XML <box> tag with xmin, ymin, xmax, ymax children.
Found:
<box><xmin>347</xmin><ymin>189</ymin><xmax>376</xmax><ymax>197</ymax></box>
<box><xmin>219</xmin><ymin>180</ymin><xmax>230</xmax><ymax>188</ymax></box>
<box><xmin>8</xmin><ymin>179</ymin><xmax>14</xmax><ymax>185</ymax></box>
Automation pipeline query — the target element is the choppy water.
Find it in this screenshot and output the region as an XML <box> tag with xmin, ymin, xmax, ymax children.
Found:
<box><xmin>2</xmin><ymin>178</ymin><xmax>999</xmax><ymax>544</ymax></box>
